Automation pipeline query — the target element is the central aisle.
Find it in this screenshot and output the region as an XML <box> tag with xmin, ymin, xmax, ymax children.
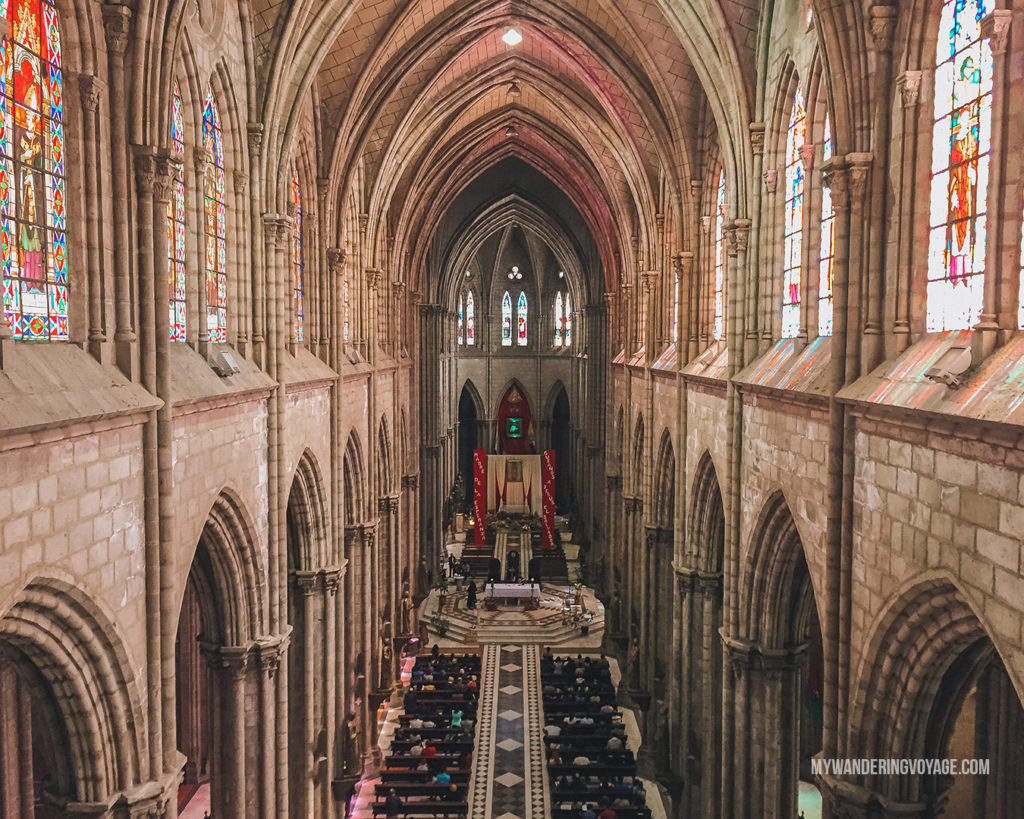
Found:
<box><xmin>469</xmin><ymin>645</ymin><xmax>551</xmax><ymax>819</ymax></box>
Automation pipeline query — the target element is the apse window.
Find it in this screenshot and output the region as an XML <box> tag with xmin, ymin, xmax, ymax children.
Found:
<box><xmin>503</xmin><ymin>27</ymin><xmax>522</xmax><ymax>46</ymax></box>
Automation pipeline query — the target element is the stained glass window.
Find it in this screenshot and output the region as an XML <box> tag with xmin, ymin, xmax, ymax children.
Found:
<box><xmin>714</xmin><ymin>169</ymin><xmax>726</xmax><ymax>341</ymax></box>
<box><xmin>928</xmin><ymin>0</ymin><xmax>990</xmax><ymax>332</ymax></box>
<box><xmin>501</xmin><ymin>290</ymin><xmax>512</xmax><ymax>346</ymax></box>
<box><xmin>291</xmin><ymin>165</ymin><xmax>303</xmax><ymax>342</ymax></box>
<box><xmin>457</xmin><ymin>293</ymin><xmax>464</xmax><ymax>344</ymax></box>
<box><xmin>819</xmin><ymin>115</ymin><xmax>834</xmax><ymax>337</ymax></box>
<box><xmin>554</xmin><ymin>291</ymin><xmax>563</xmax><ymax>346</ymax></box>
<box><xmin>0</xmin><ymin>0</ymin><xmax>67</xmax><ymax>340</ymax></box>
<box><xmin>168</xmin><ymin>81</ymin><xmax>186</xmax><ymax>340</ymax></box>
<box><xmin>564</xmin><ymin>293</ymin><xmax>571</xmax><ymax>347</ymax></box>
<box><xmin>782</xmin><ymin>86</ymin><xmax>806</xmax><ymax>339</ymax></box>
<box><xmin>466</xmin><ymin>291</ymin><xmax>474</xmax><ymax>345</ymax></box>
<box><xmin>517</xmin><ymin>291</ymin><xmax>527</xmax><ymax>345</ymax></box>
<box><xmin>202</xmin><ymin>85</ymin><xmax>227</xmax><ymax>342</ymax></box>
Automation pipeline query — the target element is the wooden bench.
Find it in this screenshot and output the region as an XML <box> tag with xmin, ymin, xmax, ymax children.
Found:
<box><xmin>371</xmin><ymin>801</ymin><xmax>468</xmax><ymax>817</ymax></box>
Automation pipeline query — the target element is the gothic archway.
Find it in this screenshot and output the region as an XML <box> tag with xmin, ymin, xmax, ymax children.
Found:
<box><xmin>550</xmin><ymin>384</ymin><xmax>572</xmax><ymax>511</ymax></box>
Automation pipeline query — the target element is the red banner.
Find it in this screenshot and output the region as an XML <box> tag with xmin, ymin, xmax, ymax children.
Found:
<box><xmin>542</xmin><ymin>449</ymin><xmax>555</xmax><ymax>550</ymax></box>
<box><xmin>473</xmin><ymin>449</ymin><xmax>487</xmax><ymax>546</ymax></box>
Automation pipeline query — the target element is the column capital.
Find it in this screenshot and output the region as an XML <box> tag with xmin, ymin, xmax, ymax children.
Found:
<box><xmin>846</xmin><ymin>152</ymin><xmax>873</xmax><ymax>202</ymax></box>
<box><xmin>640</xmin><ymin>270</ymin><xmax>659</xmax><ymax>292</ymax></box>
<box><xmin>294</xmin><ymin>569</ymin><xmax>322</xmax><ymax>595</ymax></box>
<box><xmin>193</xmin><ymin>145</ymin><xmax>213</xmax><ymax>171</ymax></box>
<box><xmin>247</xmin><ymin>122</ymin><xmax>264</xmax><ymax>155</ymax></box>
<box><xmin>254</xmin><ymin>634</ymin><xmax>289</xmax><ymax>677</ymax></box>
<box><xmin>133</xmin><ymin>149</ymin><xmax>159</xmax><ymax>196</ymax></box>
<box><xmin>219</xmin><ymin>646</ymin><xmax>250</xmax><ymax>680</ymax></box>
<box><xmin>233</xmin><ymin>170</ymin><xmax>249</xmax><ymax>195</ymax></box>
<box><xmin>898</xmin><ymin>71</ymin><xmax>922</xmax><ymax>108</ymax></box>
<box><xmin>800</xmin><ymin>143</ymin><xmax>817</xmax><ymax>174</ymax></box>
<box><xmin>401</xmin><ymin>473</ymin><xmax>419</xmax><ymax>490</ymax></box>
<box><xmin>763</xmin><ymin>168</ymin><xmax>778</xmax><ymax>194</ymax></box>
<box><xmin>821</xmin><ymin>157</ymin><xmax>850</xmax><ymax>211</ymax></box>
<box><xmin>749</xmin><ymin>121</ymin><xmax>766</xmax><ymax>155</ymax></box>
<box><xmin>867</xmin><ymin>4</ymin><xmax>897</xmax><ymax>53</ymax></box>
<box><xmin>101</xmin><ymin>2</ymin><xmax>132</xmax><ymax>55</ymax></box>
<box><xmin>327</xmin><ymin>246</ymin><xmax>346</xmax><ymax>270</ymax></box>
<box><xmin>78</xmin><ymin>74</ymin><xmax>104</xmax><ymax>112</ymax></box>
<box><xmin>982</xmin><ymin>10</ymin><xmax>1012</xmax><ymax>56</ymax></box>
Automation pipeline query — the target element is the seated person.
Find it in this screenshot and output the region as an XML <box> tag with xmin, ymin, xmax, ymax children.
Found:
<box><xmin>572</xmin><ymin>754</ymin><xmax>591</xmax><ymax>766</ymax></box>
<box><xmin>421</xmin><ymin>744</ymin><xmax>437</xmax><ymax>757</ymax></box>
<box><xmin>410</xmin><ymin>742</ymin><xmax>425</xmax><ymax>757</ymax></box>
<box><xmin>545</xmin><ymin>723</ymin><xmax>562</xmax><ymax>737</ymax></box>
<box><xmin>606</xmin><ymin>735</ymin><xmax>624</xmax><ymax>752</ymax></box>
<box><xmin>450</xmin><ymin>709</ymin><xmax>463</xmax><ymax>728</ymax></box>
<box><xmin>433</xmin><ymin>770</ymin><xmax>451</xmax><ymax>785</ymax></box>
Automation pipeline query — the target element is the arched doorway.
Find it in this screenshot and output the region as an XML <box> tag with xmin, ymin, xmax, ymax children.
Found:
<box><xmin>175</xmin><ymin>494</ymin><xmax>265</xmax><ymax>819</ymax></box>
<box><xmin>550</xmin><ymin>385</ymin><xmax>571</xmax><ymax>511</ymax></box>
<box><xmin>458</xmin><ymin>383</ymin><xmax>480</xmax><ymax>507</ymax></box>
<box><xmin>840</xmin><ymin>579</ymin><xmax>1024</xmax><ymax>817</ymax></box>
<box><xmin>0</xmin><ymin>647</ymin><xmax>74</xmax><ymax>817</ymax></box>
<box><xmin>286</xmin><ymin>453</ymin><xmax>333</xmax><ymax>819</ymax></box>
<box><xmin>732</xmin><ymin>493</ymin><xmax>824</xmax><ymax>819</ymax></box>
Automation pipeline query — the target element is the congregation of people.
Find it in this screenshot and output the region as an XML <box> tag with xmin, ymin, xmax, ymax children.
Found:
<box><xmin>541</xmin><ymin>651</ymin><xmax>652</xmax><ymax>819</ymax></box>
<box><xmin>373</xmin><ymin>645</ymin><xmax>480</xmax><ymax>817</ymax></box>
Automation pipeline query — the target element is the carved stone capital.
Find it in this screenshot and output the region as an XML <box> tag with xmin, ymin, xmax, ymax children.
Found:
<box><xmin>263</xmin><ymin>212</ymin><xmax>284</xmax><ymax>243</ymax></box>
<box><xmin>868</xmin><ymin>4</ymin><xmax>897</xmax><ymax>53</ymax></box>
<box><xmin>316</xmin><ymin>176</ymin><xmax>330</xmax><ymax>202</ymax></box>
<box><xmin>401</xmin><ymin>474</ymin><xmax>419</xmax><ymax>490</ymax></box>
<box><xmin>152</xmin><ymin>154</ymin><xmax>176</xmax><ymax>204</ymax></box>
<box><xmin>763</xmin><ymin>168</ymin><xmax>778</xmax><ymax>194</ymax></box>
<box><xmin>78</xmin><ymin>74</ymin><xmax>104</xmax><ymax>112</ymax></box>
<box><xmin>359</xmin><ymin>213</ymin><xmax>369</xmax><ymax>233</ymax></box>
<box><xmin>294</xmin><ymin>570</ymin><xmax>322</xmax><ymax>595</ymax></box>
<box><xmin>366</xmin><ymin>267</ymin><xmax>383</xmax><ymax>290</ymax></box>
<box><xmin>749</xmin><ymin>122</ymin><xmax>766</xmax><ymax>156</ymax></box>
<box><xmin>801</xmin><ymin>143</ymin><xmax>817</xmax><ymax>174</ymax></box>
<box><xmin>247</xmin><ymin>122</ymin><xmax>264</xmax><ymax>156</ymax></box>
<box><xmin>233</xmin><ymin>170</ymin><xmax>248</xmax><ymax>195</ymax></box>
<box><xmin>220</xmin><ymin>646</ymin><xmax>249</xmax><ymax>680</ymax></box>
<box><xmin>846</xmin><ymin>152</ymin><xmax>873</xmax><ymax>203</ymax></box>
<box><xmin>640</xmin><ymin>271</ymin><xmax>659</xmax><ymax>292</ymax></box>
<box><xmin>898</xmin><ymin>71</ymin><xmax>922</xmax><ymax>108</ymax></box>
<box><xmin>701</xmin><ymin>215</ymin><xmax>712</xmax><ymax>233</ymax></box>
<box><xmin>327</xmin><ymin>247</ymin><xmax>346</xmax><ymax>271</ymax></box>
<box><xmin>732</xmin><ymin>219</ymin><xmax>751</xmax><ymax>253</ymax></box>
<box><xmin>193</xmin><ymin>145</ymin><xmax>213</xmax><ymax>171</ymax></box>
<box><xmin>255</xmin><ymin>636</ymin><xmax>288</xmax><ymax>678</ymax></box>
<box><xmin>133</xmin><ymin>152</ymin><xmax>159</xmax><ymax>197</ymax></box>
<box><xmin>821</xmin><ymin>158</ymin><xmax>850</xmax><ymax>211</ymax></box>
<box><xmin>101</xmin><ymin>3</ymin><xmax>133</xmax><ymax>56</ymax></box>
<box><xmin>981</xmin><ymin>10</ymin><xmax>1012</xmax><ymax>56</ymax></box>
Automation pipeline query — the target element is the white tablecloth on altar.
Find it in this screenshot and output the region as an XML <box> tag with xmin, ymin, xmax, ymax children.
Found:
<box><xmin>484</xmin><ymin>582</ymin><xmax>541</xmax><ymax>600</ymax></box>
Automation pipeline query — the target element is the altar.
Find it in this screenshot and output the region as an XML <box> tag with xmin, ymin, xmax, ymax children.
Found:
<box><xmin>483</xmin><ymin>581</ymin><xmax>541</xmax><ymax>610</ymax></box>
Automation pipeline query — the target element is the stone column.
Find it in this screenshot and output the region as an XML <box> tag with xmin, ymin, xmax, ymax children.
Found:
<box><xmin>295</xmin><ymin>572</ymin><xmax>320</xmax><ymax>816</ymax></box>
<box><xmin>748</xmin><ymin>123</ymin><xmax>766</xmax><ymax>358</ymax></box>
<box><xmin>977</xmin><ymin>10</ymin><xmax>1014</xmax><ymax>357</ymax></box>
<box><xmin>361</xmin><ymin>524</ymin><xmax>378</xmax><ymax>759</ymax></box>
<box><xmin>101</xmin><ymin>1</ymin><xmax>136</xmax><ymax>375</ymax></box>
<box><xmin>257</xmin><ymin>639</ymin><xmax>284</xmax><ymax>819</ymax></box>
<box><xmin>221</xmin><ymin>648</ymin><xmax>249</xmax><ymax>819</ymax></box>
<box><xmin>78</xmin><ymin>75</ymin><xmax>106</xmax><ymax>359</ymax></box>
<box><xmin>893</xmin><ymin>72</ymin><xmax>922</xmax><ymax>352</ymax></box>
<box><xmin>863</xmin><ymin>4</ymin><xmax>897</xmax><ymax>370</ymax></box>
<box><xmin>323</xmin><ymin>567</ymin><xmax>341</xmax><ymax>819</ymax></box>
<box><xmin>233</xmin><ymin>171</ymin><xmax>250</xmax><ymax>354</ymax></box>
<box><xmin>248</xmin><ymin>124</ymin><xmax>266</xmax><ymax>365</ymax></box>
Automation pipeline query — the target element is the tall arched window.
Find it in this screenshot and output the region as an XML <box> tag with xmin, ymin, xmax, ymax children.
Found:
<box><xmin>501</xmin><ymin>291</ymin><xmax>512</xmax><ymax>345</ymax></box>
<box><xmin>517</xmin><ymin>291</ymin><xmax>528</xmax><ymax>345</ymax></box>
<box><xmin>564</xmin><ymin>293</ymin><xmax>572</xmax><ymax>347</ymax></box>
<box><xmin>782</xmin><ymin>86</ymin><xmax>806</xmax><ymax>339</ymax></box>
<box><xmin>928</xmin><ymin>0</ymin><xmax>990</xmax><ymax>331</ymax></box>
<box><xmin>291</xmin><ymin>165</ymin><xmax>303</xmax><ymax>342</ymax></box>
<box><xmin>819</xmin><ymin>115</ymin><xmax>835</xmax><ymax>337</ymax></box>
<box><xmin>1</xmin><ymin>0</ymin><xmax>67</xmax><ymax>340</ymax></box>
<box><xmin>169</xmin><ymin>81</ymin><xmax>187</xmax><ymax>340</ymax></box>
<box><xmin>202</xmin><ymin>86</ymin><xmax>227</xmax><ymax>342</ymax></box>
<box><xmin>554</xmin><ymin>292</ymin><xmax>564</xmax><ymax>346</ymax></box>
<box><xmin>457</xmin><ymin>293</ymin><xmax>464</xmax><ymax>344</ymax></box>
<box><xmin>714</xmin><ymin>169</ymin><xmax>726</xmax><ymax>341</ymax></box>
<box><xmin>466</xmin><ymin>291</ymin><xmax>474</xmax><ymax>345</ymax></box>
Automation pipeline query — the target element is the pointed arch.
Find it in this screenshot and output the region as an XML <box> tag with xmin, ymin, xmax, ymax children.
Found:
<box><xmin>689</xmin><ymin>452</ymin><xmax>725</xmax><ymax>574</ymax></box>
<box><xmin>286</xmin><ymin>449</ymin><xmax>330</xmax><ymax>571</ymax></box>
<box><xmin>849</xmin><ymin>574</ymin><xmax>1024</xmax><ymax>805</ymax></box>
<box><xmin>459</xmin><ymin>378</ymin><xmax>486</xmax><ymax>421</ymax></box>
<box><xmin>653</xmin><ymin>430</ymin><xmax>675</xmax><ymax>530</ymax></box>
<box><xmin>631</xmin><ymin>414</ymin><xmax>645</xmax><ymax>497</ymax></box>
<box><xmin>0</xmin><ymin>577</ymin><xmax>147</xmax><ymax>802</ymax></box>
<box><xmin>186</xmin><ymin>489</ymin><xmax>267</xmax><ymax>645</ymax></box>
<box><xmin>343</xmin><ymin>431</ymin><xmax>366</xmax><ymax>526</ymax></box>
<box><xmin>201</xmin><ymin>83</ymin><xmax>228</xmax><ymax>342</ymax></box>
<box><xmin>377</xmin><ymin>415</ymin><xmax>393</xmax><ymax>497</ymax></box>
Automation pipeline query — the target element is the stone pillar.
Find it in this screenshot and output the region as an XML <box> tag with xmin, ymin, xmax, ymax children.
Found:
<box><xmin>748</xmin><ymin>123</ymin><xmax>766</xmax><ymax>358</ymax></box>
<box><xmin>893</xmin><ymin>71</ymin><xmax>921</xmax><ymax>352</ymax></box>
<box><xmin>78</xmin><ymin>75</ymin><xmax>107</xmax><ymax>359</ymax></box>
<box><xmin>295</xmin><ymin>572</ymin><xmax>320</xmax><ymax>816</ymax></box>
<box><xmin>257</xmin><ymin>638</ymin><xmax>285</xmax><ymax>819</ymax></box>
<box><xmin>232</xmin><ymin>170</ymin><xmax>250</xmax><ymax>353</ymax></box>
<box><xmin>101</xmin><ymin>1</ymin><xmax>136</xmax><ymax>375</ymax></box>
<box><xmin>221</xmin><ymin>648</ymin><xmax>249</xmax><ymax>819</ymax></box>
<box><xmin>248</xmin><ymin>124</ymin><xmax>266</xmax><ymax>364</ymax></box>
<box><xmin>977</xmin><ymin>10</ymin><xmax>1014</xmax><ymax>357</ymax></box>
<box><xmin>863</xmin><ymin>4</ymin><xmax>897</xmax><ymax>370</ymax></box>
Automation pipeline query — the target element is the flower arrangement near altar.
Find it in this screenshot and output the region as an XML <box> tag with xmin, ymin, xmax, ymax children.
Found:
<box><xmin>485</xmin><ymin>509</ymin><xmax>542</xmax><ymax>531</ymax></box>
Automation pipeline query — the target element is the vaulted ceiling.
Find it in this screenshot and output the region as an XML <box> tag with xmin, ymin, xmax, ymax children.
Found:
<box><xmin>252</xmin><ymin>0</ymin><xmax>758</xmax><ymax>299</ymax></box>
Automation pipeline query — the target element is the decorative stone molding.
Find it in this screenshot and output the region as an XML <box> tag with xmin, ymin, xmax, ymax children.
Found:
<box><xmin>193</xmin><ymin>145</ymin><xmax>213</xmax><ymax>170</ymax></box>
<box><xmin>327</xmin><ymin>246</ymin><xmax>346</xmax><ymax>271</ymax></box>
<box><xmin>800</xmin><ymin>143</ymin><xmax>817</xmax><ymax>173</ymax></box>
<box><xmin>732</xmin><ymin>219</ymin><xmax>751</xmax><ymax>252</ymax></box>
<box><xmin>749</xmin><ymin>122</ymin><xmax>766</xmax><ymax>156</ymax></box>
<box><xmin>152</xmin><ymin>154</ymin><xmax>176</xmax><ymax>204</ymax></box>
<box><xmin>401</xmin><ymin>474</ymin><xmax>419</xmax><ymax>490</ymax></box>
<box><xmin>247</xmin><ymin>122</ymin><xmax>264</xmax><ymax>155</ymax></box>
<box><xmin>897</xmin><ymin>71</ymin><xmax>922</xmax><ymax>108</ymax></box>
<box><xmin>821</xmin><ymin>158</ymin><xmax>850</xmax><ymax>211</ymax></box>
<box><xmin>101</xmin><ymin>3</ymin><xmax>132</xmax><ymax>55</ymax></box>
<box><xmin>640</xmin><ymin>271</ymin><xmax>659</xmax><ymax>292</ymax></box>
<box><xmin>763</xmin><ymin>168</ymin><xmax>778</xmax><ymax>194</ymax></box>
<box><xmin>847</xmin><ymin>152</ymin><xmax>873</xmax><ymax>201</ymax></box>
<box><xmin>78</xmin><ymin>74</ymin><xmax>104</xmax><ymax>112</ymax></box>
<box><xmin>233</xmin><ymin>170</ymin><xmax>248</xmax><ymax>195</ymax></box>
<box><xmin>981</xmin><ymin>10</ymin><xmax>1012</xmax><ymax>56</ymax></box>
<box><xmin>701</xmin><ymin>215</ymin><xmax>712</xmax><ymax>233</ymax></box>
<box><xmin>868</xmin><ymin>4</ymin><xmax>897</xmax><ymax>53</ymax></box>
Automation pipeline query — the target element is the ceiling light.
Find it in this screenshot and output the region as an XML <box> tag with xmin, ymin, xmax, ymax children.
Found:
<box><xmin>502</xmin><ymin>27</ymin><xmax>522</xmax><ymax>46</ymax></box>
<box><xmin>505</xmin><ymin>123</ymin><xmax>518</xmax><ymax>137</ymax></box>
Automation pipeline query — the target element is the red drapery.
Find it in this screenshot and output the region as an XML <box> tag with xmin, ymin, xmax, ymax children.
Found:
<box><xmin>473</xmin><ymin>449</ymin><xmax>487</xmax><ymax>546</ymax></box>
<box><xmin>542</xmin><ymin>449</ymin><xmax>555</xmax><ymax>550</ymax></box>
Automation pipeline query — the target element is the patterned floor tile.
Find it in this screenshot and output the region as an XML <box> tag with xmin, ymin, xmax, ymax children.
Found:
<box><xmin>494</xmin><ymin>771</ymin><xmax>524</xmax><ymax>787</ymax></box>
<box><xmin>498</xmin><ymin>708</ymin><xmax>523</xmax><ymax>721</ymax></box>
<box><xmin>497</xmin><ymin>737</ymin><xmax>523</xmax><ymax>751</ymax></box>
